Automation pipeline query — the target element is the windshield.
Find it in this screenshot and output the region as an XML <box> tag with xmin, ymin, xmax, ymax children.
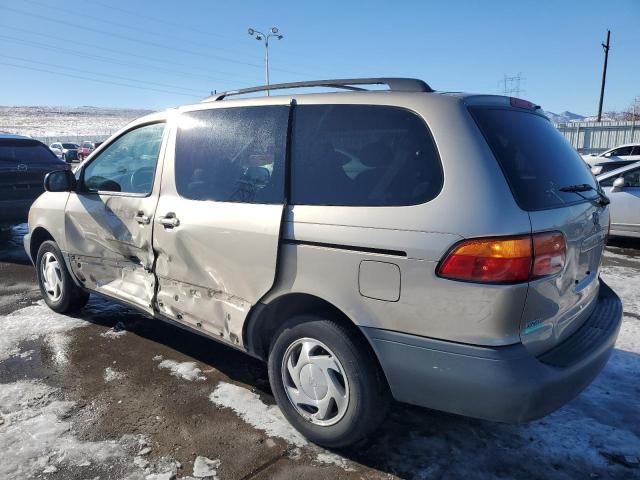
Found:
<box><xmin>62</xmin><ymin>143</ymin><xmax>77</xmax><ymax>149</ymax></box>
<box><xmin>0</xmin><ymin>140</ymin><xmax>61</xmax><ymax>164</ymax></box>
<box><xmin>470</xmin><ymin>107</ymin><xmax>599</xmax><ymax>210</ymax></box>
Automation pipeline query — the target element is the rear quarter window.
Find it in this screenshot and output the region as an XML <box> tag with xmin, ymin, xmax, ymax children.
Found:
<box><xmin>470</xmin><ymin>107</ymin><xmax>599</xmax><ymax>211</ymax></box>
<box><xmin>291</xmin><ymin>104</ymin><xmax>443</xmax><ymax>206</ymax></box>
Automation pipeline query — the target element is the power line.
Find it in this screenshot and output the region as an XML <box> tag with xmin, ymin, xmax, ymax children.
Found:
<box><xmin>22</xmin><ymin>0</ymin><xmax>261</xmax><ymax>62</ymax></box>
<box><xmin>0</xmin><ymin>5</ymin><xmax>266</xmax><ymax>70</ymax></box>
<box><xmin>0</xmin><ymin>34</ymin><xmax>250</xmax><ymax>90</ymax></box>
<box><xmin>0</xmin><ymin>25</ymin><xmax>254</xmax><ymax>85</ymax></box>
<box><xmin>0</xmin><ymin>54</ymin><xmax>203</xmax><ymax>94</ymax></box>
<box><xmin>0</xmin><ymin>60</ymin><xmax>202</xmax><ymax>99</ymax></box>
<box><xmin>2</xmin><ymin>3</ymin><xmax>311</xmax><ymax>78</ymax></box>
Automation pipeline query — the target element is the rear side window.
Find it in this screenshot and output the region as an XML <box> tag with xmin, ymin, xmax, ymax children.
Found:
<box><xmin>291</xmin><ymin>105</ymin><xmax>442</xmax><ymax>206</ymax></box>
<box><xmin>471</xmin><ymin>108</ymin><xmax>599</xmax><ymax>210</ymax></box>
<box><xmin>0</xmin><ymin>140</ymin><xmax>61</xmax><ymax>164</ymax></box>
<box><xmin>175</xmin><ymin>106</ymin><xmax>288</xmax><ymax>204</ymax></box>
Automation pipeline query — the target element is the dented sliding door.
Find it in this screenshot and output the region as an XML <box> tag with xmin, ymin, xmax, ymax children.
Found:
<box><xmin>152</xmin><ymin>103</ymin><xmax>290</xmax><ymax>346</ymax></box>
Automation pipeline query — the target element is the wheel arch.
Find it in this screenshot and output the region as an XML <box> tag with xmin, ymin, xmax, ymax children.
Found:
<box><xmin>29</xmin><ymin>226</ymin><xmax>55</xmax><ymax>264</ymax></box>
<box><xmin>243</xmin><ymin>292</ymin><xmax>385</xmax><ymax>373</ymax></box>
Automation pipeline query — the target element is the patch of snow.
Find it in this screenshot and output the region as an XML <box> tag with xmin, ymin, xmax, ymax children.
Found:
<box><xmin>209</xmin><ymin>382</ymin><xmax>356</xmax><ymax>470</ymax></box>
<box><xmin>157</xmin><ymin>359</ymin><xmax>205</xmax><ymax>382</ymax></box>
<box><xmin>101</xmin><ymin>328</ymin><xmax>127</xmax><ymax>339</ymax></box>
<box><xmin>192</xmin><ymin>456</ymin><xmax>220</xmax><ymax>478</ymax></box>
<box><xmin>601</xmin><ymin>265</ymin><xmax>640</xmax><ymax>319</ymax></box>
<box><xmin>104</xmin><ymin>367</ymin><xmax>126</xmax><ymax>383</ymax></box>
<box><xmin>0</xmin><ymin>301</ymin><xmax>87</xmax><ymax>362</ymax></box>
<box><xmin>209</xmin><ymin>382</ymin><xmax>306</xmax><ymax>448</ymax></box>
<box><xmin>153</xmin><ymin>355</ymin><xmax>164</xmax><ymax>361</ymax></box>
<box><xmin>314</xmin><ymin>452</ymin><xmax>355</xmax><ymax>471</ymax></box>
<box><xmin>0</xmin><ymin>380</ymin><xmax>124</xmax><ymax>479</ymax></box>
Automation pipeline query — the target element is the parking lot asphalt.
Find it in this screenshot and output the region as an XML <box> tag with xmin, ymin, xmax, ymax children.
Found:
<box><xmin>1</xmin><ymin>225</ymin><xmax>639</xmax><ymax>480</ymax></box>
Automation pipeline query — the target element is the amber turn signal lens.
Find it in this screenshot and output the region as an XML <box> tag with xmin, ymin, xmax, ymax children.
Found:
<box><xmin>438</xmin><ymin>232</ymin><xmax>566</xmax><ymax>284</ymax></box>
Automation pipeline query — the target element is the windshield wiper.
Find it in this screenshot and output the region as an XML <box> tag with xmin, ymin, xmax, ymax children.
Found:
<box><xmin>559</xmin><ymin>183</ymin><xmax>610</xmax><ymax>206</ymax></box>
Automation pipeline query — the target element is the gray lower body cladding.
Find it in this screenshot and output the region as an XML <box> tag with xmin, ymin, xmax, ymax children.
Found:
<box><xmin>362</xmin><ymin>279</ymin><xmax>622</xmax><ymax>423</ymax></box>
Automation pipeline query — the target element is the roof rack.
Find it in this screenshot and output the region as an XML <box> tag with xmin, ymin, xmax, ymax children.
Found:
<box><xmin>204</xmin><ymin>77</ymin><xmax>433</xmax><ymax>101</ymax></box>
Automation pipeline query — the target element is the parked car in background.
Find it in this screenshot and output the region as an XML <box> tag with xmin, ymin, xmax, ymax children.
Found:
<box><xmin>94</xmin><ymin>141</ymin><xmax>104</xmax><ymax>149</ymax></box>
<box><xmin>1</xmin><ymin>134</ymin><xmax>69</xmax><ymax>228</ymax></box>
<box><xmin>591</xmin><ymin>159</ymin><xmax>639</xmax><ymax>176</ymax></box>
<box><xmin>49</xmin><ymin>142</ymin><xmax>79</xmax><ymax>162</ymax></box>
<box><xmin>77</xmin><ymin>141</ymin><xmax>95</xmax><ymax>161</ymax></box>
<box><xmin>24</xmin><ymin>78</ymin><xmax>622</xmax><ymax>448</ymax></box>
<box><xmin>598</xmin><ymin>160</ymin><xmax>640</xmax><ymax>239</ymax></box>
<box><xmin>583</xmin><ymin>143</ymin><xmax>640</xmax><ymax>170</ymax></box>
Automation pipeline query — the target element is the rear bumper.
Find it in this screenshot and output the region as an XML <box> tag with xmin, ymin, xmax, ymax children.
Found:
<box><xmin>363</xmin><ymin>279</ymin><xmax>622</xmax><ymax>423</ymax></box>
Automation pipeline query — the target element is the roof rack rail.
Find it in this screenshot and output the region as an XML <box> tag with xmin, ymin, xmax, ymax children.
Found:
<box><xmin>203</xmin><ymin>77</ymin><xmax>433</xmax><ymax>101</ymax></box>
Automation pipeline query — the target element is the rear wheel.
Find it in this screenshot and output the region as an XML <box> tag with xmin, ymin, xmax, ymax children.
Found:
<box><xmin>36</xmin><ymin>240</ymin><xmax>89</xmax><ymax>313</ymax></box>
<box><xmin>268</xmin><ymin>314</ymin><xmax>390</xmax><ymax>448</ymax></box>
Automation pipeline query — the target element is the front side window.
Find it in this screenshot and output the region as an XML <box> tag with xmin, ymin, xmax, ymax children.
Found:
<box><xmin>290</xmin><ymin>105</ymin><xmax>442</xmax><ymax>206</ymax></box>
<box><xmin>607</xmin><ymin>147</ymin><xmax>633</xmax><ymax>157</ymax></box>
<box><xmin>175</xmin><ymin>106</ymin><xmax>288</xmax><ymax>204</ymax></box>
<box><xmin>83</xmin><ymin>123</ymin><xmax>165</xmax><ymax>194</ymax></box>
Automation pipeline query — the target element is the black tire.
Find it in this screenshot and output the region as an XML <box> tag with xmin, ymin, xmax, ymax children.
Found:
<box><xmin>36</xmin><ymin>240</ymin><xmax>89</xmax><ymax>313</ymax></box>
<box><xmin>268</xmin><ymin>314</ymin><xmax>390</xmax><ymax>448</ymax></box>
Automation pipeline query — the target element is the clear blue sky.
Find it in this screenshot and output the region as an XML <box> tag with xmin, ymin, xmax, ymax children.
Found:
<box><xmin>0</xmin><ymin>0</ymin><xmax>638</xmax><ymax>114</ymax></box>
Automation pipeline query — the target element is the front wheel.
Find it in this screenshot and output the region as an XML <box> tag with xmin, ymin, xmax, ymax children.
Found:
<box><xmin>36</xmin><ymin>240</ymin><xmax>89</xmax><ymax>313</ymax></box>
<box><xmin>268</xmin><ymin>315</ymin><xmax>390</xmax><ymax>448</ymax></box>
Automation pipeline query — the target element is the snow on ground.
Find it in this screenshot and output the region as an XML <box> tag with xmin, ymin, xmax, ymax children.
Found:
<box><xmin>104</xmin><ymin>367</ymin><xmax>126</xmax><ymax>383</ymax></box>
<box><xmin>209</xmin><ymin>382</ymin><xmax>354</xmax><ymax>470</ymax></box>
<box><xmin>0</xmin><ymin>301</ymin><xmax>87</xmax><ymax>363</ymax></box>
<box><xmin>0</xmin><ymin>380</ymin><xmax>125</xmax><ymax>478</ymax></box>
<box><xmin>0</xmin><ymin>105</ymin><xmax>153</xmax><ymax>139</ymax></box>
<box><xmin>156</xmin><ymin>358</ymin><xmax>206</xmax><ymax>382</ymax></box>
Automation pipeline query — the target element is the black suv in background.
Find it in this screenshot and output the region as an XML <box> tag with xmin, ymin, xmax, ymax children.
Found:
<box><xmin>0</xmin><ymin>134</ymin><xmax>69</xmax><ymax>228</ymax></box>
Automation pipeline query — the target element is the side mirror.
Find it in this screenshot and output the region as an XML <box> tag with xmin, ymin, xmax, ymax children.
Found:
<box><xmin>44</xmin><ymin>169</ymin><xmax>76</xmax><ymax>192</ymax></box>
<box><xmin>611</xmin><ymin>177</ymin><xmax>625</xmax><ymax>192</ymax></box>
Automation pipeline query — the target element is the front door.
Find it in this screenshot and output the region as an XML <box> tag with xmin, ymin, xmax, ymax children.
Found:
<box><xmin>153</xmin><ymin>103</ymin><xmax>290</xmax><ymax>345</ymax></box>
<box><xmin>64</xmin><ymin>122</ymin><xmax>167</xmax><ymax>313</ymax></box>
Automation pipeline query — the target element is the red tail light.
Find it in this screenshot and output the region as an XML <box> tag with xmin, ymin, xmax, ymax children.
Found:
<box><xmin>531</xmin><ymin>232</ymin><xmax>566</xmax><ymax>279</ymax></box>
<box><xmin>438</xmin><ymin>232</ymin><xmax>566</xmax><ymax>284</ymax></box>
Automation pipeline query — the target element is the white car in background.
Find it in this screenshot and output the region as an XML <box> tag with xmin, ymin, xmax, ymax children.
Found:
<box><xmin>598</xmin><ymin>160</ymin><xmax>640</xmax><ymax>239</ymax></box>
<box><xmin>583</xmin><ymin>143</ymin><xmax>640</xmax><ymax>169</ymax></box>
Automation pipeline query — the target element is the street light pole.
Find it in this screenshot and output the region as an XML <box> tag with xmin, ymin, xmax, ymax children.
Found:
<box><xmin>248</xmin><ymin>27</ymin><xmax>284</xmax><ymax>96</ymax></box>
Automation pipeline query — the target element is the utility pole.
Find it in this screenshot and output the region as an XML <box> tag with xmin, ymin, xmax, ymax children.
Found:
<box><xmin>597</xmin><ymin>29</ymin><xmax>611</xmax><ymax>122</ymax></box>
<box><xmin>247</xmin><ymin>27</ymin><xmax>284</xmax><ymax>95</ymax></box>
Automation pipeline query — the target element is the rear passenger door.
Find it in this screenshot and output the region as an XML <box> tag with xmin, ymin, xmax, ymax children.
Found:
<box><xmin>153</xmin><ymin>103</ymin><xmax>290</xmax><ymax>344</ymax></box>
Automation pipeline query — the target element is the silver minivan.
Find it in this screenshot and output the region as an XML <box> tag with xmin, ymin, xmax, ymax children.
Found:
<box><xmin>25</xmin><ymin>78</ymin><xmax>622</xmax><ymax>447</ymax></box>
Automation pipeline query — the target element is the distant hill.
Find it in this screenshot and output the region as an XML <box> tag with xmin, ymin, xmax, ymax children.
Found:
<box><xmin>544</xmin><ymin>110</ymin><xmax>587</xmax><ymax>124</ymax></box>
<box><xmin>0</xmin><ymin>105</ymin><xmax>155</xmax><ymax>138</ymax></box>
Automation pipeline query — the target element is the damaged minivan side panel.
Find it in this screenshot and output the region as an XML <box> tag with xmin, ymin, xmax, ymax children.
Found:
<box><xmin>65</xmin><ymin>121</ymin><xmax>168</xmax><ymax>313</ymax></box>
<box><xmin>152</xmin><ymin>102</ymin><xmax>290</xmax><ymax>346</ymax></box>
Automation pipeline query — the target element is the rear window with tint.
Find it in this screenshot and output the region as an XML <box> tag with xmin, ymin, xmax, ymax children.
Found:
<box><xmin>175</xmin><ymin>106</ymin><xmax>288</xmax><ymax>204</ymax></box>
<box><xmin>470</xmin><ymin>108</ymin><xmax>598</xmax><ymax>210</ymax></box>
<box><xmin>0</xmin><ymin>140</ymin><xmax>61</xmax><ymax>164</ymax></box>
<box><xmin>291</xmin><ymin>105</ymin><xmax>442</xmax><ymax>206</ymax></box>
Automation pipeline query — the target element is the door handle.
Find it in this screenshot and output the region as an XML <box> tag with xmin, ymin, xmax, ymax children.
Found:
<box><xmin>135</xmin><ymin>211</ymin><xmax>151</xmax><ymax>225</ymax></box>
<box><xmin>158</xmin><ymin>213</ymin><xmax>180</xmax><ymax>229</ymax></box>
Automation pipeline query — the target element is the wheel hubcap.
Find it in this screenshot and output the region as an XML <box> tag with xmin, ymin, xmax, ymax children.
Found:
<box><xmin>41</xmin><ymin>252</ymin><xmax>63</xmax><ymax>302</ymax></box>
<box><xmin>282</xmin><ymin>338</ymin><xmax>349</xmax><ymax>426</ymax></box>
